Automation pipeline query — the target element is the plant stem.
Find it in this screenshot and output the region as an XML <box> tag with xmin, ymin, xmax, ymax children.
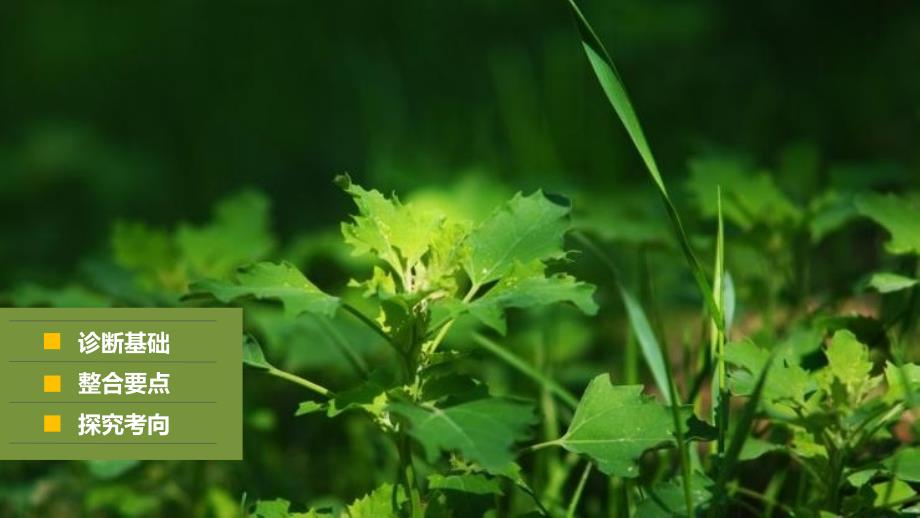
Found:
<box><xmin>423</xmin><ymin>283</ymin><xmax>480</xmax><ymax>355</ymax></box>
<box><xmin>266</xmin><ymin>367</ymin><xmax>332</xmax><ymax>398</ymax></box>
<box><xmin>342</xmin><ymin>302</ymin><xmax>397</xmax><ymax>349</ymax></box>
<box><xmin>398</xmin><ymin>433</ymin><xmax>423</xmax><ymax>517</ymax></box>
<box><xmin>521</xmin><ymin>440</ymin><xmax>561</xmax><ymax>455</ymax></box>
<box><xmin>472</xmin><ymin>333</ymin><xmax>579</xmax><ymax>409</ymax></box>
<box><xmin>565</xmin><ymin>462</ymin><xmax>593</xmax><ymax>518</ymax></box>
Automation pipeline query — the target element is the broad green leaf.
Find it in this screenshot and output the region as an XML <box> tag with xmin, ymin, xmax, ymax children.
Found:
<box><xmin>467</xmin><ymin>260</ymin><xmax>597</xmax><ymax>334</ymax></box>
<box><xmin>427</xmin><ymin>474</ymin><xmax>503</xmax><ymax>496</ymax></box>
<box><xmin>884</xmin><ymin>448</ymin><xmax>920</xmax><ymax>483</ymax></box>
<box><xmin>872</xmin><ymin>479</ymin><xmax>916</xmax><ymax>507</ymax></box>
<box><xmin>390</xmin><ymin>398</ymin><xmax>536</xmax><ymax>472</ymax></box>
<box><xmin>865</xmin><ymin>272</ymin><xmax>919</xmax><ymax>293</ymax></box>
<box><xmin>856</xmin><ymin>193</ymin><xmax>920</xmax><ymax>255</ymax></box>
<box><xmin>558</xmin><ymin>374</ymin><xmax>677</xmax><ymax>477</ymax></box>
<box><xmin>825</xmin><ymin>330</ymin><xmax>879</xmax><ymax>402</ymax></box>
<box><xmin>190</xmin><ymin>261</ymin><xmax>339</xmax><ymax>318</ymax></box>
<box><xmin>725</xmin><ymin>340</ymin><xmax>811</xmax><ymax>410</ymax></box>
<box><xmin>337</xmin><ymin>174</ymin><xmax>442</xmax><ymax>280</ymax></box>
<box><xmin>346</xmin><ymin>483</ymin><xmax>403</xmax><ymax>518</ymax></box>
<box><xmin>463</xmin><ymin>191</ymin><xmax>570</xmax><ymax>286</ymax></box>
<box><xmin>884</xmin><ymin>361</ymin><xmax>920</xmax><ymax>404</ymax></box>
<box><xmin>791</xmin><ymin>426</ymin><xmax>827</xmax><ymax>459</ymax></box>
<box><xmin>176</xmin><ymin>191</ymin><xmax>274</xmax><ymax>278</ymax></box>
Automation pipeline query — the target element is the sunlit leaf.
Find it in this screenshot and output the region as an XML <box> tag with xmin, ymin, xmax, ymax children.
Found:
<box><xmin>466</xmin><ymin>260</ymin><xmax>597</xmax><ymax>334</ymax></box>
<box><xmin>190</xmin><ymin>261</ymin><xmax>339</xmax><ymax>318</ymax></box>
<box><xmin>463</xmin><ymin>191</ymin><xmax>570</xmax><ymax>286</ymax></box>
<box><xmin>865</xmin><ymin>272</ymin><xmax>919</xmax><ymax>294</ymax></box>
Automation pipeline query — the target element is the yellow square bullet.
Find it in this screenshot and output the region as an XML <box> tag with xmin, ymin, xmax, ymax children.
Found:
<box><xmin>44</xmin><ymin>375</ymin><xmax>61</xmax><ymax>393</ymax></box>
<box><xmin>43</xmin><ymin>415</ymin><xmax>61</xmax><ymax>433</ymax></box>
<box><xmin>43</xmin><ymin>332</ymin><xmax>61</xmax><ymax>350</ymax></box>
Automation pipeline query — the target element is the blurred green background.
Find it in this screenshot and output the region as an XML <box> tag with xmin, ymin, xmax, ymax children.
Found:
<box><xmin>1</xmin><ymin>1</ymin><xmax>919</xmax><ymax>516</ymax></box>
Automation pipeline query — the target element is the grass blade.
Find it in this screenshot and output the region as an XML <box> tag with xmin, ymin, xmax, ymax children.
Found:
<box><xmin>572</xmin><ymin>232</ymin><xmax>672</xmax><ymax>405</ymax></box>
<box><xmin>562</xmin><ymin>0</ymin><xmax>722</xmax><ymax>329</ymax></box>
<box><xmin>573</xmin><ymin>232</ymin><xmax>671</xmax><ymax>404</ymax></box>
<box><xmin>572</xmin><ymin>231</ymin><xmax>692</xmax><ymax>514</ymax></box>
<box><xmin>565</xmin><ymin>462</ymin><xmax>593</xmax><ymax>518</ymax></box>
<box><xmin>711</xmin><ymin>187</ymin><xmax>728</xmax><ymax>454</ymax></box>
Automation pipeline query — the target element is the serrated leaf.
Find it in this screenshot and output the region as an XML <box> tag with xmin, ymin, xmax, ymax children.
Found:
<box><xmin>346</xmin><ymin>483</ymin><xmax>403</xmax><ymax>518</ymax></box>
<box><xmin>866</xmin><ymin>272</ymin><xmax>920</xmax><ymax>293</ymax></box>
<box><xmin>338</xmin><ymin>175</ymin><xmax>442</xmax><ymax>281</ymax></box>
<box><xmin>466</xmin><ymin>260</ymin><xmax>597</xmax><ymax>334</ymax></box>
<box><xmin>558</xmin><ymin>374</ymin><xmax>679</xmax><ymax>477</ymax></box>
<box><xmin>427</xmin><ymin>474</ymin><xmax>503</xmax><ymax>496</ymax></box>
<box><xmin>463</xmin><ymin>191</ymin><xmax>570</xmax><ymax>286</ymax></box>
<box><xmin>390</xmin><ymin>398</ymin><xmax>536</xmax><ymax>472</ymax></box>
<box><xmin>725</xmin><ymin>340</ymin><xmax>812</xmax><ymax>410</ymax></box>
<box><xmin>857</xmin><ymin>193</ymin><xmax>920</xmax><ymax>256</ymax></box>
<box><xmin>190</xmin><ymin>261</ymin><xmax>339</xmax><ymax>318</ymax></box>
<box><xmin>825</xmin><ymin>330</ymin><xmax>879</xmax><ymax>402</ymax></box>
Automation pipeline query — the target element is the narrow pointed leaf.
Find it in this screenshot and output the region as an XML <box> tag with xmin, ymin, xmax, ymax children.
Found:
<box><xmin>562</xmin><ymin>0</ymin><xmax>720</xmax><ymax>326</ymax></box>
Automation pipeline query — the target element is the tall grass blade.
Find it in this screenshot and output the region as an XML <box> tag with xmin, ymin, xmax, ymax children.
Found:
<box><xmin>711</xmin><ymin>187</ymin><xmax>728</xmax><ymax>454</ymax></box>
<box><xmin>562</xmin><ymin>0</ymin><xmax>722</xmax><ymax>329</ymax></box>
<box><xmin>573</xmin><ymin>231</ymin><xmax>692</xmax><ymax>511</ymax></box>
<box><xmin>573</xmin><ymin>232</ymin><xmax>671</xmax><ymax>404</ymax></box>
<box><xmin>566</xmin><ymin>462</ymin><xmax>593</xmax><ymax>518</ymax></box>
